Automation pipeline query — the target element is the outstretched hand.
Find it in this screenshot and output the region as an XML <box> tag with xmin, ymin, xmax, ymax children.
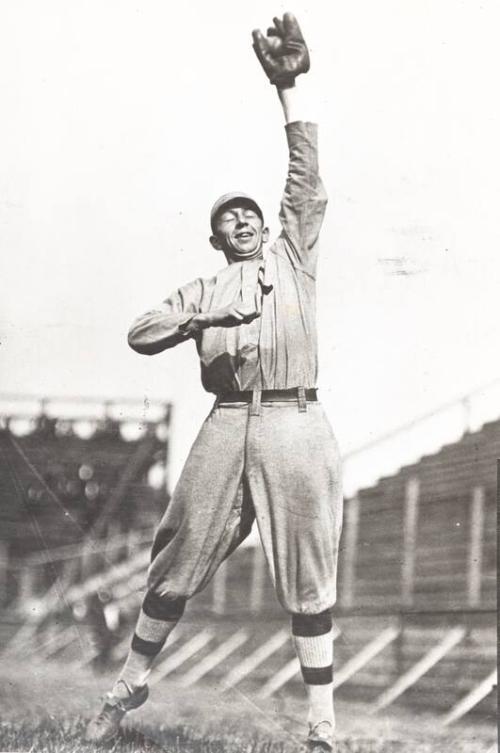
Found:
<box><xmin>196</xmin><ymin>303</ymin><xmax>261</xmax><ymax>330</ymax></box>
<box><xmin>252</xmin><ymin>12</ymin><xmax>310</xmax><ymax>88</ymax></box>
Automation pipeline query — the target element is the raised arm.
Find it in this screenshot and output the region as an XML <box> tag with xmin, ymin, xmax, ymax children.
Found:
<box><xmin>278</xmin><ymin>102</ymin><xmax>327</xmax><ymax>267</ymax></box>
<box><xmin>252</xmin><ymin>13</ymin><xmax>327</xmax><ymax>272</ymax></box>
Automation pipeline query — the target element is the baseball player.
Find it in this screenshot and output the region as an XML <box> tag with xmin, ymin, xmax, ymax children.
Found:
<box><xmin>86</xmin><ymin>13</ymin><xmax>343</xmax><ymax>752</ymax></box>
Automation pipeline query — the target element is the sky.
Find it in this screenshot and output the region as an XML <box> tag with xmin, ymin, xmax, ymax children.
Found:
<box><xmin>1</xmin><ymin>0</ymin><xmax>499</xmax><ymax>494</ymax></box>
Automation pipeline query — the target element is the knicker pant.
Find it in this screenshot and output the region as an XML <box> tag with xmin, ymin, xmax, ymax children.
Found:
<box><xmin>147</xmin><ymin>399</ymin><xmax>343</xmax><ymax>615</ymax></box>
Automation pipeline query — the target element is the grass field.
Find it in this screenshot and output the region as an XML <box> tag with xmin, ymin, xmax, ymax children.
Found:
<box><xmin>0</xmin><ymin>662</ymin><xmax>496</xmax><ymax>753</ymax></box>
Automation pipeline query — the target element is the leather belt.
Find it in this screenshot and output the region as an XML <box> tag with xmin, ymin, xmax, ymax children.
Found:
<box><xmin>217</xmin><ymin>388</ymin><xmax>318</xmax><ymax>403</ymax></box>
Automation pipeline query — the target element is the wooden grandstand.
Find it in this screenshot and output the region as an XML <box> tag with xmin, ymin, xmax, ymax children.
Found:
<box><xmin>0</xmin><ymin>394</ymin><xmax>497</xmax><ymax>726</ymax></box>
<box><xmin>0</xmin><ymin>396</ymin><xmax>171</xmax><ymax>661</ymax></box>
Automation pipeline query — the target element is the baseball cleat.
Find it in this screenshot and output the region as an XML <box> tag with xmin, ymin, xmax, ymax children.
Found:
<box><xmin>84</xmin><ymin>680</ymin><xmax>149</xmax><ymax>743</ymax></box>
<box><xmin>307</xmin><ymin>720</ymin><xmax>335</xmax><ymax>752</ymax></box>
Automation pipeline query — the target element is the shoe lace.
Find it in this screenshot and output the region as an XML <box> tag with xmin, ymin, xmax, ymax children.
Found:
<box><xmin>309</xmin><ymin>720</ymin><xmax>334</xmax><ymax>739</ymax></box>
<box><xmin>94</xmin><ymin>696</ymin><xmax>126</xmax><ymax>724</ymax></box>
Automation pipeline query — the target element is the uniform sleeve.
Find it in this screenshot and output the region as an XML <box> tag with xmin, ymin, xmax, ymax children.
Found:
<box><xmin>127</xmin><ymin>277</ymin><xmax>206</xmax><ymax>355</ymax></box>
<box><xmin>278</xmin><ymin>121</ymin><xmax>328</xmax><ymax>275</ymax></box>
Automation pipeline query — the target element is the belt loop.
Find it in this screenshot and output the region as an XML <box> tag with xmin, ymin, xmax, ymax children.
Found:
<box><xmin>250</xmin><ymin>388</ymin><xmax>262</xmax><ymax>416</ymax></box>
<box><xmin>297</xmin><ymin>386</ymin><xmax>307</xmax><ymax>413</ymax></box>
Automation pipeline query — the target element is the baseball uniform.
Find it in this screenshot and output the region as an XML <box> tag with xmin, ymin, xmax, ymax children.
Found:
<box><xmin>128</xmin><ymin>121</ymin><xmax>343</xmax><ymax>615</ymax></box>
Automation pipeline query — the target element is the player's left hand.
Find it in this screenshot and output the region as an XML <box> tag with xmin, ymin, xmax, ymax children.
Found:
<box><xmin>252</xmin><ymin>12</ymin><xmax>310</xmax><ymax>89</ymax></box>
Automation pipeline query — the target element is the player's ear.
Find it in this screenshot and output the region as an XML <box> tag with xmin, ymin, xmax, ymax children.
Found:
<box><xmin>210</xmin><ymin>235</ymin><xmax>223</xmax><ymax>251</ymax></box>
<box><xmin>262</xmin><ymin>226</ymin><xmax>270</xmax><ymax>243</ymax></box>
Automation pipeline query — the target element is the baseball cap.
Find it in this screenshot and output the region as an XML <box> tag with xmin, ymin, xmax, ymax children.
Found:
<box><xmin>210</xmin><ymin>192</ymin><xmax>263</xmax><ymax>232</ymax></box>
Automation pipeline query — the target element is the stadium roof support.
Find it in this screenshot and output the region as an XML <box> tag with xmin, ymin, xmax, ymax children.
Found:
<box><xmin>372</xmin><ymin>626</ymin><xmax>466</xmax><ymax>712</ymax></box>
<box><xmin>149</xmin><ymin>629</ymin><xmax>215</xmax><ymax>684</ymax></box>
<box><xmin>442</xmin><ymin>669</ymin><xmax>497</xmax><ymax>725</ymax></box>
<box><xmin>401</xmin><ymin>477</ymin><xmax>419</xmax><ymax>606</ymax></box>
<box><xmin>339</xmin><ymin>495</ymin><xmax>359</xmax><ymax>609</ymax></box>
<box><xmin>221</xmin><ymin>628</ymin><xmax>289</xmax><ymax>690</ymax></box>
<box><xmin>333</xmin><ymin>626</ymin><xmax>401</xmax><ymax>690</ymax></box>
<box><xmin>257</xmin><ymin>656</ymin><xmax>300</xmax><ymax>698</ymax></box>
<box><xmin>467</xmin><ymin>486</ymin><xmax>485</xmax><ymax>607</ymax></box>
<box><xmin>179</xmin><ymin>629</ymin><xmax>249</xmax><ymax>687</ymax></box>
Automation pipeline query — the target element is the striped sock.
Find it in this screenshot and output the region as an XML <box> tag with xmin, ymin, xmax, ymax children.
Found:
<box><xmin>291</xmin><ymin>611</ymin><xmax>335</xmax><ymax>728</ymax></box>
<box><xmin>114</xmin><ymin>591</ymin><xmax>185</xmax><ymax>694</ymax></box>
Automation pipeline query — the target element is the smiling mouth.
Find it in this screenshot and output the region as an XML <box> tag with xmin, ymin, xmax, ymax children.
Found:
<box><xmin>236</xmin><ymin>232</ymin><xmax>253</xmax><ymax>240</ymax></box>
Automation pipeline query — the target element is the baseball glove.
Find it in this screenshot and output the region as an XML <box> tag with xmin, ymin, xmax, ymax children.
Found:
<box><xmin>252</xmin><ymin>12</ymin><xmax>310</xmax><ymax>88</ymax></box>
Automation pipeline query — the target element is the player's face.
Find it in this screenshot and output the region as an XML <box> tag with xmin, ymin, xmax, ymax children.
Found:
<box><xmin>210</xmin><ymin>204</ymin><xmax>269</xmax><ymax>262</ymax></box>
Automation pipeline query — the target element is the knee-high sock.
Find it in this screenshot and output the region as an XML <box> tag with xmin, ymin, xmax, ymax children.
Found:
<box><xmin>291</xmin><ymin>611</ymin><xmax>335</xmax><ymax>728</ymax></box>
<box><xmin>114</xmin><ymin>591</ymin><xmax>185</xmax><ymax>695</ymax></box>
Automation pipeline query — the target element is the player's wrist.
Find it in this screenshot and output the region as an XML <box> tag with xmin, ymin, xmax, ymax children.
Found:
<box><xmin>274</xmin><ymin>77</ymin><xmax>296</xmax><ymax>90</ymax></box>
<box><xmin>178</xmin><ymin>313</ymin><xmax>211</xmax><ymax>335</ymax></box>
<box><xmin>192</xmin><ymin>313</ymin><xmax>212</xmax><ymax>330</ymax></box>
